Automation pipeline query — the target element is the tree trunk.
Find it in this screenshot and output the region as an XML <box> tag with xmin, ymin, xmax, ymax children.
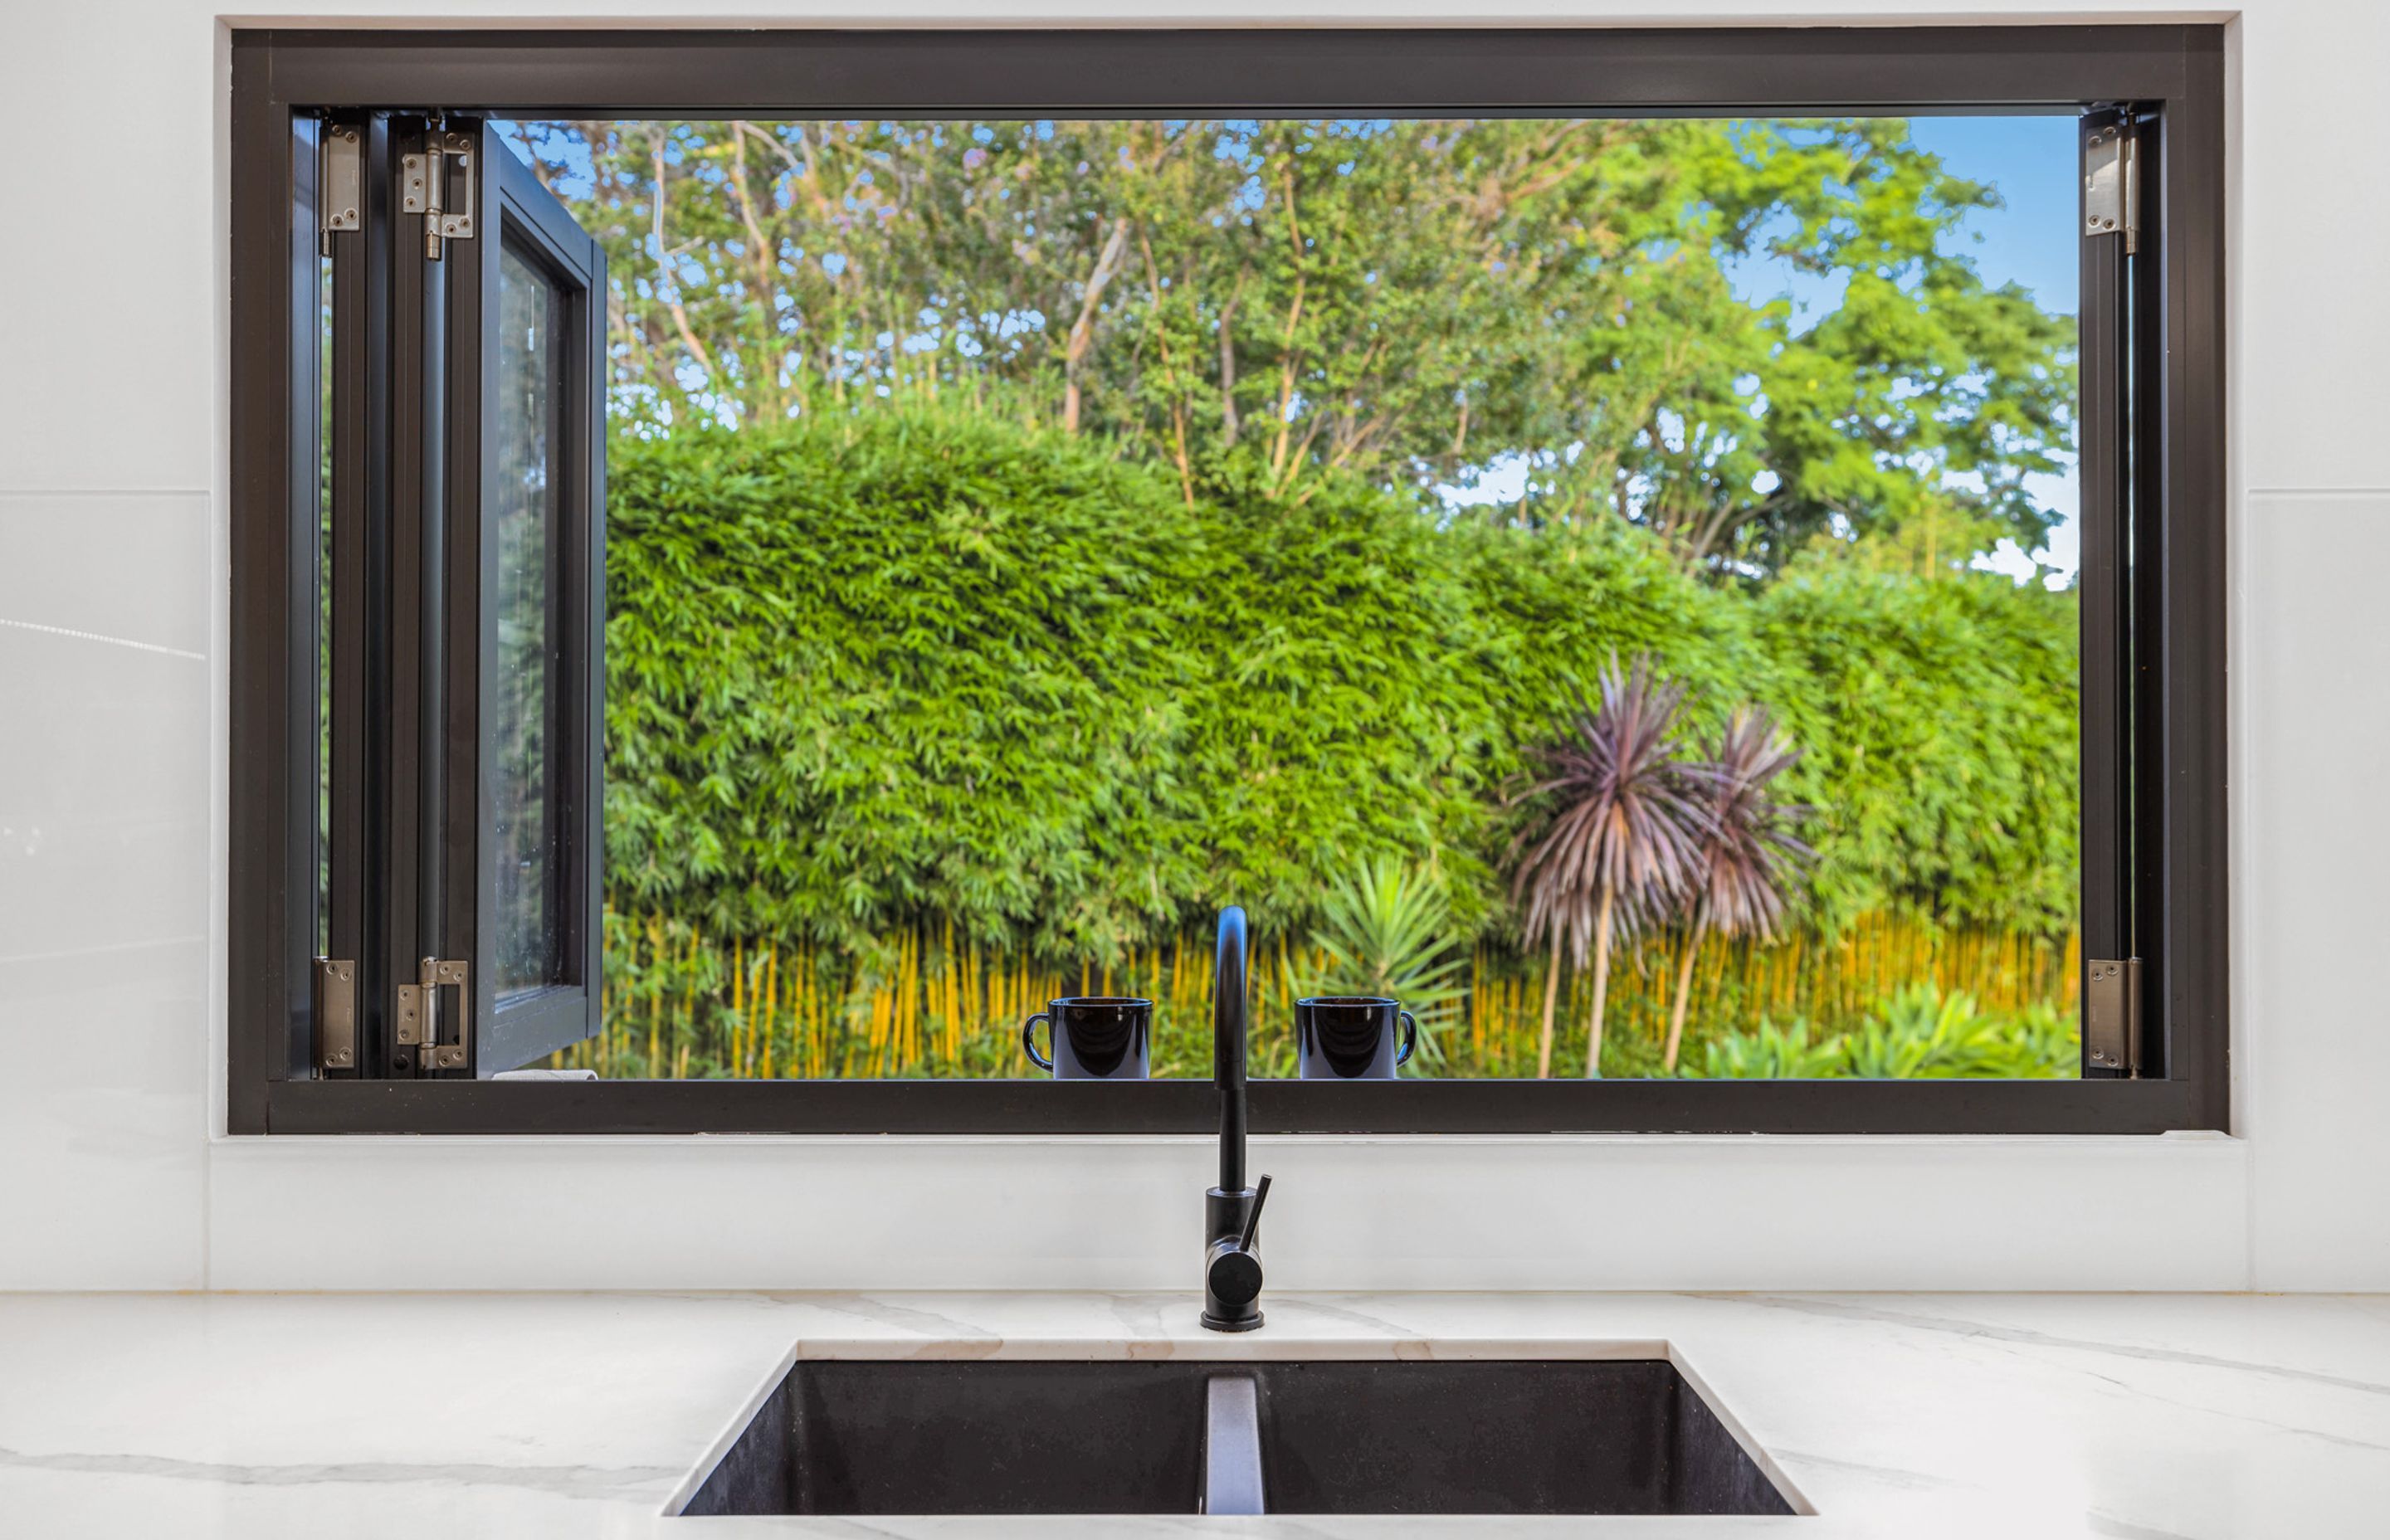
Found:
<box><xmin>1061</xmin><ymin>216</ymin><xmax>1134</xmax><ymax>435</ymax></box>
<box><xmin>1217</xmin><ymin>286</ymin><xmax>1242</xmax><ymax>448</ymax></box>
<box><xmin>724</xmin><ymin>123</ymin><xmax>787</xmax><ymax>422</ymax></box>
<box><xmin>1535</xmin><ymin>925</ymin><xmax>1563</xmax><ymax>1079</ymax></box>
<box><xmin>1584</xmin><ymin>885</ymin><xmax>1617</xmax><ymax>1079</ymax></box>
<box><xmin>1661</xmin><ymin>916</ymin><xmax>1704</xmax><ymax>1075</ymax></box>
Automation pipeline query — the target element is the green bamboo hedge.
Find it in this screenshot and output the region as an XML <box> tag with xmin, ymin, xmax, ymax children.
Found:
<box><xmin>602</xmin><ymin>409</ymin><xmax>2079</xmax><ymax>962</ymax></box>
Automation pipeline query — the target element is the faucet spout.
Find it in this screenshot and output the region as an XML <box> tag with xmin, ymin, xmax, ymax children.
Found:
<box><xmin>1215</xmin><ymin>905</ymin><xmax>1247</xmax><ymax>1192</ymax></box>
<box><xmin>1203</xmin><ymin>906</ymin><xmax>1268</xmax><ymax>1333</ymax></box>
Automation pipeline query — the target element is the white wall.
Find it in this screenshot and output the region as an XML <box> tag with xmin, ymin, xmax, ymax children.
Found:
<box><xmin>4</xmin><ymin>0</ymin><xmax>2387</xmax><ymax>1294</ymax></box>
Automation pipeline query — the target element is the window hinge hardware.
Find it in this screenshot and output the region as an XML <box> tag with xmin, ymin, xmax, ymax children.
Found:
<box><xmin>395</xmin><ymin>956</ymin><xmax>471</xmax><ymax>1073</ymax></box>
<box><xmin>312</xmin><ymin>958</ymin><xmax>356</xmax><ymax>1073</ymax></box>
<box><xmin>2084</xmin><ymin>119</ymin><xmax>2141</xmax><ymax>256</ymax></box>
<box><xmin>400</xmin><ymin>128</ymin><xmax>476</xmax><ymax>261</ymax></box>
<box><xmin>319</xmin><ymin>121</ymin><xmax>361</xmax><ymax>251</ymax></box>
<box><xmin>2085</xmin><ymin>957</ymin><xmax>2143</xmax><ymax>1075</ymax></box>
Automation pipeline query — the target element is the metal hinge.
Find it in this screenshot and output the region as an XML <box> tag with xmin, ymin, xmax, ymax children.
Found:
<box><xmin>400</xmin><ymin>126</ymin><xmax>477</xmax><ymax>261</ymax></box>
<box><xmin>319</xmin><ymin>120</ymin><xmax>362</xmax><ymax>249</ymax></box>
<box><xmin>2085</xmin><ymin>958</ymin><xmax>2143</xmax><ymax>1075</ymax></box>
<box><xmin>313</xmin><ymin>958</ymin><xmax>357</xmax><ymax>1073</ymax></box>
<box><xmin>2084</xmin><ymin>118</ymin><xmax>2141</xmax><ymax>256</ymax></box>
<box><xmin>396</xmin><ymin>957</ymin><xmax>472</xmax><ymax>1073</ymax></box>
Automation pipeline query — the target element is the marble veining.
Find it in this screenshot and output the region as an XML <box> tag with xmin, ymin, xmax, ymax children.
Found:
<box><xmin>0</xmin><ymin>1446</ymin><xmax>681</xmax><ymax>1499</ymax></box>
<box><xmin>3</xmin><ymin>1290</ymin><xmax>2388</xmax><ymax>1538</ymax></box>
<box><xmin>1705</xmin><ymin>1292</ymin><xmax>2390</xmax><ymax>1394</ymax></box>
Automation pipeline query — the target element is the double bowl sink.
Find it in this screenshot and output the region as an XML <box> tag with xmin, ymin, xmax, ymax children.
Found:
<box><xmin>677</xmin><ymin>1357</ymin><xmax>1797</xmax><ymax>1518</ymax></box>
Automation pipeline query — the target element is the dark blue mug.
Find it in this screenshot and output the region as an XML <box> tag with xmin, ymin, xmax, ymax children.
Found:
<box><xmin>1295</xmin><ymin>996</ymin><xmax>1418</xmax><ymax>1079</ymax></box>
<box><xmin>1022</xmin><ymin>996</ymin><xmax>1152</xmax><ymax>1079</ymax></box>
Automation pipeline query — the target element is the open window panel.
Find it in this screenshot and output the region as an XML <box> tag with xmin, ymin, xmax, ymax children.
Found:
<box><xmin>310</xmin><ymin>115</ymin><xmax>606</xmax><ymax>1081</ymax></box>
<box><xmin>234</xmin><ymin>29</ymin><xmax>2223</xmax><ymax>1133</ymax></box>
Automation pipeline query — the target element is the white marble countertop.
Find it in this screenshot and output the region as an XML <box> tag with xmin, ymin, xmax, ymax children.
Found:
<box><xmin>1</xmin><ymin>1289</ymin><xmax>2383</xmax><ymax>1537</ymax></box>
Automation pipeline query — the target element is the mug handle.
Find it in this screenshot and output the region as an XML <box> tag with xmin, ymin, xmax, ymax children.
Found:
<box><xmin>1396</xmin><ymin>1010</ymin><xmax>1418</xmax><ymax>1067</ymax></box>
<box><xmin>1021</xmin><ymin>1012</ymin><xmax>1054</xmax><ymax>1072</ymax></box>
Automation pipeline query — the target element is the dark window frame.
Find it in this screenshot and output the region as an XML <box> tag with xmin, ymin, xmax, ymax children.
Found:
<box><xmin>466</xmin><ymin>141</ymin><xmax>610</xmax><ymax>1075</ymax></box>
<box><xmin>228</xmin><ymin>25</ymin><xmax>2227</xmax><ymax>1136</ymax></box>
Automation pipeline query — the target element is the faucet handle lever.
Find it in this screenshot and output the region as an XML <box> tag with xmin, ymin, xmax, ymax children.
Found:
<box><xmin>1238</xmin><ymin>1174</ymin><xmax>1272</xmax><ymax>1252</ymax></box>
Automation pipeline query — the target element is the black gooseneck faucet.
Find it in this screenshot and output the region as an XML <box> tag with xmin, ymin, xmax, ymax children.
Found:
<box><xmin>1202</xmin><ymin>906</ymin><xmax>1272</xmax><ymax>1332</ymax></box>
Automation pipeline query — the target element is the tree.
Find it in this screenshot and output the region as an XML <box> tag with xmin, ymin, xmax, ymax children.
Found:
<box><xmin>1662</xmin><ymin>708</ymin><xmax>1812</xmax><ymax>1074</ymax></box>
<box><xmin>1510</xmin><ymin>657</ymin><xmax>1712</xmax><ymax>1078</ymax></box>
<box><xmin>505</xmin><ymin>115</ymin><xmax>2073</xmax><ymax>574</ymax></box>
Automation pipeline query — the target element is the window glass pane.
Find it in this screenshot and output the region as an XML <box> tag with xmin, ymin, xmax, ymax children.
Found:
<box><xmin>505</xmin><ymin>116</ymin><xmax>2080</xmax><ymax>1083</ymax></box>
<box><xmin>494</xmin><ymin>243</ymin><xmax>564</xmax><ymax>998</ymax></box>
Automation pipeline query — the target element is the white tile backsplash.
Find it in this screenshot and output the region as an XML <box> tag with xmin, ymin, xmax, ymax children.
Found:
<box><xmin>0</xmin><ymin>12</ymin><xmax>218</xmax><ymax>492</ymax></box>
<box><xmin>0</xmin><ymin>492</ymin><xmax>211</xmax><ymax>1289</ymax></box>
<box><xmin>2244</xmin><ymin>492</ymin><xmax>2390</xmax><ymax>1288</ymax></box>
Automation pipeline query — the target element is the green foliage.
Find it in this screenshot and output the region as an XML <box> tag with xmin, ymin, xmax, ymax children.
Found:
<box><xmin>552</xmin><ymin>110</ymin><xmax>2084</xmax><ymax>1079</ymax></box>
<box><xmin>1168</xmin><ymin>476</ymin><xmax>1499</xmax><ymax>929</ymax></box>
<box><xmin>1698</xmin><ymin>1017</ymin><xmax>1846</xmax><ymax>1079</ymax></box>
<box><xmin>604</xmin><ymin>412</ymin><xmax>2077</xmax><ymax>959</ymax></box>
<box><xmin>1840</xmin><ymin>985</ymin><xmax>2011</xmax><ymax>1078</ymax></box>
<box><xmin>604</xmin><ymin>412</ymin><xmax>1207</xmax><ymax>958</ymax></box>
<box><xmin>1299</xmin><ymin>858</ymin><xmax>1469</xmax><ymax>1065</ymax></box>
<box><xmin>514</xmin><ymin>115</ymin><xmax>2071</xmax><ymax>574</ymax></box>
<box><xmin>603</xmin><ymin>414</ymin><xmax>1512</xmax><ymax>955</ymax></box>
<box><xmin>1976</xmin><ymin>1001</ymin><xmax>2082</xmax><ymax>1079</ymax></box>
<box><xmin>1689</xmin><ymin>984</ymin><xmax>2080</xmax><ymax>1079</ymax></box>
<box><xmin>1754</xmin><ymin>563</ymin><xmax>2080</xmax><ymax>933</ymax></box>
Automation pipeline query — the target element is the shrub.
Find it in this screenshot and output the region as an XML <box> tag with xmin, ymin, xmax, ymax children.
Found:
<box><xmin>603</xmin><ymin>409</ymin><xmax>2080</xmax><ymax>961</ymax></box>
<box><xmin>1696</xmin><ymin>1016</ymin><xmax>1847</xmax><ymax>1079</ymax></box>
<box><xmin>1685</xmin><ymin>983</ymin><xmax>2080</xmax><ymax>1079</ymax></box>
<box><xmin>1753</xmin><ymin>563</ymin><xmax>2079</xmax><ymax>934</ymax></box>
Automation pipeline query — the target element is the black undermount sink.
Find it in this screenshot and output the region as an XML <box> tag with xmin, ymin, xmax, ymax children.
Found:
<box><xmin>679</xmin><ymin>1358</ymin><xmax>1797</xmax><ymax>1518</ymax></box>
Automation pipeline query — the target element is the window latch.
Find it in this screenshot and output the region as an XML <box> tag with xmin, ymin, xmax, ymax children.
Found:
<box><xmin>2084</xmin><ymin>117</ymin><xmax>2141</xmax><ymax>255</ymax></box>
<box><xmin>401</xmin><ymin>124</ymin><xmax>477</xmax><ymax>261</ymax></box>
<box><xmin>398</xmin><ymin>957</ymin><xmax>472</xmax><ymax>1074</ymax></box>
<box><xmin>2085</xmin><ymin>958</ymin><xmax>2143</xmax><ymax>1075</ymax></box>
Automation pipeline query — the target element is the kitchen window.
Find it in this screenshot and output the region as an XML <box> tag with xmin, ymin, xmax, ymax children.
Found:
<box><xmin>228</xmin><ymin>27</ymin><xmax>2226</xmax><ymax>1134</ymax></box>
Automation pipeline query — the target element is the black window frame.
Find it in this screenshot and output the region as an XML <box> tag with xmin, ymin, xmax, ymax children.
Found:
<box><xmin>467</xmin><ymin>138</ymin><xmax>610</xmax><ymax>1075</ymax></box>
<box><xmin>228</xmin><ymin>25</ymin><xmax>2227</xmax><ymax>1136</ymax></box>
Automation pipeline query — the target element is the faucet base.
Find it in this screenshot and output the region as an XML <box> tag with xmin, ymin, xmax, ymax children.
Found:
<box><xmin>1202</xmin><ymin>1186</ymin><xmax>1266</xmax><ymax>1332</ymax></box>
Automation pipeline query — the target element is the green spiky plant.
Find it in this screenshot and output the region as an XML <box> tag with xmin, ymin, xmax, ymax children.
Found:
<box><xmin>1979</xmin><ymin>1001</ymin><xmax>2081</xmax><ymax>1079</ymax></box>
<box><xmin>1841</xmin><ymin>984</ymin><xmax>2081</xmax><ymax>1079</ymax></box>
<box><xmin>1840</xmin><ymin>985</ymin><xmax>2006</xmax><ymax>1078</ymax></box>
<box><xmin>1694</xmin><ymin>1016</ymin><xmax>1847</xmax><ymax>1079</ymax></box>
<box><xmin>1688</xmin><ymin>986</ymin><xmax>2081</xmax><ymax>1080</ymax></box>
<box><xmin>1662</xmin><ymin>707</ymin><xmax>1814</xmax><ymax>1074</ymax></box>
<box><xmin>1300</xmin><ymin>856</ymin><xmax>1469</xmax><ymax>1067</ymax></box>
<box><xmin>1510</xmin><ymin>655</ymin><xmax>1713</xmax><ymax>1079</ymax></box>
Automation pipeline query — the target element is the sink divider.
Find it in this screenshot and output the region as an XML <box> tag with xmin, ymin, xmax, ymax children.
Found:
<box><xmin>1202</xmin><ymin>1373</ymin><xmax>1266</xmax><ymax>1515</ymax></box>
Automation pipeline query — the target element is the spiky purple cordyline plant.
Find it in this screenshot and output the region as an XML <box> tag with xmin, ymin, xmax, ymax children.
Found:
<box><xmin>1510</xmin><ymin>655</ymin><xmax>1714</xmax><ymax>1079</ymax></box>
<box><xmin>1661</xmin><ymin>708</ymin><xmax>1815</xmax><ymax>1074</ymax></box>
